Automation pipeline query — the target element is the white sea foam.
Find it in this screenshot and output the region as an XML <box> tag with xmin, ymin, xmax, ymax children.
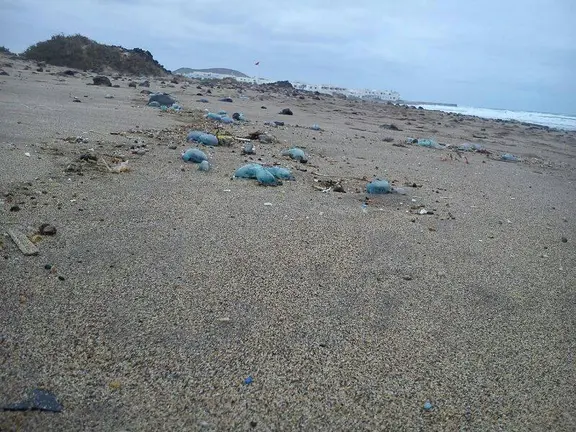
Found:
<box><xmin>417</xmin><ymin>105</ymin><xmax>576</xmax><ymax>131</ymax></box>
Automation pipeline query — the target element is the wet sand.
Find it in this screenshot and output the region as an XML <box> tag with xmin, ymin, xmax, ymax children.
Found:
<box><xmin>1</xmin><ymin>54</ymin><xmax>575</xmax><ymax>431</ymax></box>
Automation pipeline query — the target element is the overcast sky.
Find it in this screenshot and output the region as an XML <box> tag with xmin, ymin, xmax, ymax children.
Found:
<box><xmin>1</xmin><ymin>0</ymin><xmax>574</xmax><ymax>114</ymax></box>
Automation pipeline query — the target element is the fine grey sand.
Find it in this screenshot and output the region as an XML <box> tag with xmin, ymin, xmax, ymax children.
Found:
<box><xmin>1</xmin><ymin>55</ymin><xmax>575</xmax><ymax>431</ymax></box>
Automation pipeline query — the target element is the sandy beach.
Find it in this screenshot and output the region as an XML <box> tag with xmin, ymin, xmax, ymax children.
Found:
<box><xmin>1</xmin><ymin>54</ymin><xmax>575</xmax><ymax>431</ymax></box>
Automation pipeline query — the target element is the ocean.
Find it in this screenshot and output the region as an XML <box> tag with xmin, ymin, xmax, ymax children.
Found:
<box><xmin>417</xmin><ymin>105</ymin><xmax>576</xmax><ymax>131</ymax></box>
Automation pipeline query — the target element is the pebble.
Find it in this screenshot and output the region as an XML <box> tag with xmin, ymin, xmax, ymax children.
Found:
<box><xmin>10</xmin><ymin>205</ymin><xmax>20</xmax><ymax>212</ymax></box>
<box><xmin>58</xmin><ymin>275</ymin><xmax>65</xmax><ymax>281</ymax></box>
<box><xmin>423</xmin><ymin>400</ymin><xmax>433</xmax><ymax>411</ymax></box>
<box><xmin>39</xmin><ymin>223</ymin><xmax>57</xmax><ymax>235</ymax></box>
<box><xmin>244</xmin><ymin>376</ymin><xmax>253</xmax><ymax>385</ymax></box>
<box><xmin>402</xmin><ymin>275</ymin><xmax>413</xmax><ymax>281</ymax></box>
<box><xmin>44</xmin><ymin>264</ymin><xmax>52</xmax><ymax>270</ymax></box>
<box><xmin>561</xmin><ymin>236</ymin><xmax>568</xmax><ymax>243</ymax></box>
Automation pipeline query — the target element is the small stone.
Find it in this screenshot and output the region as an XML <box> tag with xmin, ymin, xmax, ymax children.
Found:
<box><xmin>168</xmin><ymin>145</ymin><xmax>177</xmax><ymax>150</ymax></box>
<box><xmin>250</xmin><ymin>421</ymin><xmax>257</xmax><ymax>428</ymax></box>
<box><xmin>10</xmin><ymin>205</ymin><xmax>20</xmax><ymax>212</ymax></box>
<box><xmin>45</xmin><ymin>264</ymin><xmax>52</xmax><ymax>270</ymax></box>
<box><xmin>93</xmin><ymin>76</ymin><xmax>112</xmax><ymax>86</ymax></box>
<box><xmin>402</xmin><ymin>275</ymin><xmax>413</xmax><ymax>281</ymax></box>
<box><xmin>39</xmin><ymin>223</ymin><xmax>57</xmax><ymax>235</ymax></box>
<box><xmin>58</xmin><ymin>275</ymin><xmax>65</xmax><ymax>281</ymax></box>
<box><xmin>561</xmin><ymin>237</ymin><xmax>568</xmax><ymax>243</ymax></box>
<box><xmin>424</xmin><ymin>400</ymin><xmax>433</xmax><ymax>411</ymax></box>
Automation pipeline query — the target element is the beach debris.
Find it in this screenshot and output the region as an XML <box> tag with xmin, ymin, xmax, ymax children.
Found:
<box><xmin>261</xmin><ymin>106</ymin><xmax>267</xmax><ymax>109</ymax></box>
<box><xmin>256</xmin><ymin>168</ymin><xmax>281</xmax><ymax>186</ymax></box>
<box><xmin>281</xmin><ymin>147</ymin><xmax>307</xmax><ymax>163</ymax></box>
<box><xmin>92</xmin><ymin>76</ymin><xmax>112</xmax><ymax>86</ymax></box>
<box><xmin>128</xmin><ymin>81</ymin><xmax>137</xmax><ymax>88</ymax></box>
<box><xmin>234</xmin><ymin>163</ymin><xmax>264</xmax><ymax>179</ymax></box>
<box><xmin>264</xmin><ymin>202</ymin><xmax>273</xmax><ymax>206</ymax></box>
<box><xmin>7</xmin><ymin>228</ymin><xmax>39</xmax><ymax>256</ymax></box>
<box><xmin>419</xmin><ymin>209</ymin><xmax>433</xmax><ymax>215</ymax></box>
<box><xmin>266</xmin><ymin>166</ymin><xmax>295</xmax><ymax>181</ymax></box>
<box><xmin>44</xmin><ymin>264</ymin><xmax>52</xmax><ymax>270</ymax></box>
<box><xmin>72</xmin><ymin>97</ymin><xmax>82</xmax><ymax>103</ymax></box>
<box><xmin>197</xmin><ymin>98</ymin><xmax>209</xmax><ymax>103</ymax></box>
<box><xmin>244</xmin><ymin>376</ymin><xmax>253</xmax><ymax>385</ymax></box>
<box><xmin>104</xmin><ymin>94</ymin><xmax>114</xmax><ymax>99</ymax></box>
<box><xmin>232</xmin><ymin>112</ymin><xmax>246</xmax><ymax>121</ymax></box>
<box><xmin>407</xmin><ymin>137</ymin><xmax>445</xmax><ymax>149</ymax></box>
<box><xmin>148</xmin><ymin>93</ymin><xmax>176</xmax><ymax>107</ymax></box>
<box><xmin>198</xmin><ymin>160</ymin><xmax>211</xmax><ymax>171</ymax></box>
<box><xmin>187</xmin><ymin>131</ymin><xmax>219</xmax><ymax>146</ymax></box>
<box><xmin>206</xmin><ymin>112</ymin><xmax>234</xmax><ymax>123</ymax></box>
<box><xmin>241</xmin><ymin>143</ymin><xmax>255</xmax><ymax>155</ymax></box>
<box><xmin>2</xmin><ymin>389</ymin><xmax>62</xmax><ymax>413</ymax></box>
<box><xmin>219</xmin><ymin>97</ymin><xmax>233</xmax><ymax>103</ymax></box>
<box><xmin>423</xmin><ymin>400</ymin><xmax>433</xmax><ymax>411</ymax></box>
<box><xmin>279</xmin><ymin>108</ymin><xmax>293</xmax><ymax>115</ymax></box>
<box><xmin>182</xmin><ymin>148</ymin><xmax>208</xmax><ymax>163</ymax></box>
<box><xmin>311</xmin><ymin>124</ymin><xmax>322</xmax><ymax>131</ymax></box>
<box><xmin>366</xmin><ymin>179</ymin><xmax>391</xmax><ymax>194</ymax></box>
<box><xmin>24</xmin><ymin>152</ymin><xmax>31</xmax><ymax>157</ymax></box>
<box><xmin>458</xmin><ymin>142</ymin><xmax>484</xmax><ymax>152</ymax></box>
<box><xmin>110</xmin><ymin>160</ymin><xmax>130</xmax><ymax>173</ymax></box>
<box><xmin>500</xmin><ymin>153</ymin><xmax>519</xmax><ymax>162</ymax></box>
<box><xmin>10</xmin><ymin>205</ymin><xmax>21</xmax><ymax>212</ymax></box>
<box><xmin>381</xmin><ymin>123</ymin><xmax>402</xmax><ymax>131</ymax></box>
<box><xmin>39</xmin><ymin>224</ymin><xmax>56</xmax><ymax>236</ymax></box>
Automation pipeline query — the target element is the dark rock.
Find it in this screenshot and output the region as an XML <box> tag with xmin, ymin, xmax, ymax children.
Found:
<box><xmin>39</xmin><ymin>224</ymin><xmax>57</xmax><ymax>236</ymax></box>
<box><xmin>171</xmin><ymin>77</ymin><xmax>179</xmax><ymax>84</ymax></box>
<box><xmin>219</xmin><ymin>97</ymin><xmax>233</xmax><ymax>103</ymax></box>
<box><xmin>299</xmin><ymin>95</ymin><xmax>305</xmax><ymax>100</ymax></box>
<box><xmin>160</xmin><ymin>81</ymin><xmax>166</xmax><ymax>84</ymax></box>
<box><xmin>44</xmin><ymin>264</ymin><xmax>52</xmax><ymax>270</ymax></box>
<box><xmin>562</xmin><ymin>236</ymin><xmax>568</xmax><ymax>243</ymax></box>
<box><xmin>382</xmin><ymin>123</ymin><xmax>401</xmax><ymax>131</ymax></box>
<box><xmin>93</xmin><ymin>76</ymin><xmax>112</xmax><ymax>86</ymax></box>
<box><xmin>0</xmin><ymin>69</ymin><xmax>9</xmax><ymax>76</ymax></box>
<box><xmin>140</xmin><ymin>89</ymin><xmax>153</xmax><ymax>95</ymax></box>
<box><xmin>196</xmin><ymin>93</ymin><xmax>203</xmax><ymax>96</ymax></box>
<box><xmin>9</xmin><ymin>205</ymin><xmax>20</xmax><ymax>212</ymax></box>
<box><xmin>206</xmin><ymin>89</ymin><xmax>212</xmax><ymax>94</ymax></box>
<box><xmin>402</xmin><ymin>275</ymin><xmax>413</xmax><ymax>281</ymax></box>
<box><xmin>148</xmin><ymin>93</ymin><xmax>175</xmax><ymax>106</ymax></box>
<box><xmin>232</xmin><ymin>112</ymin><xmax>241</xmax><ymax>121</ymax></box>
<box><xmin>62</xmin><ymin>70</ymin><xmax>76</xmax><ymax>76</ymax></box>
<box><xmin>112</xmin><ymin>84</ymin><xmax>120</xmax><ymax>88</ymax></box>
<box><xmin>58</xmin><ymin>275</ymin><xmax>65</xmax><ymax>281</ymax></box>
<box><xmin>279</xmin><ymin>108</ymin><xmax>293</xmax><ymax>115</ymax></box>
<box><xmin>128</xmin><ymin>81</ymin><xmax>137</xmax><ymax>88</ymax></box>
<box><xmin>261</xmin><ymin>106</ymin><xmax>267</xmax><ymax>109</ymax></box>
<box><xmin>36</xmin><ymin>61</ymin><xmax>46</xmax><ymax>68</ymax></box>
<box><xmin>274</xmin><ymin>121</ymin><xmax>285</xmax><ymax>126</ymax></box>
<box><xmin>2</xmin><ymin>389</ymin><xmax>62</xmax><ymax>412</ymax></box>
<box><xmin>36</xmin><ymin>67</ymin><xmax>44</xmax><ymax>72</ymax></box>
<box><xmin>139</xmin><ymin>80</ymin><xmax>150</xmax><ymax>87</ymax></box>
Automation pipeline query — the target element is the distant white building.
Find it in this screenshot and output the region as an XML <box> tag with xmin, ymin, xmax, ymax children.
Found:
<box><xmin>177</xmin><ymin>71</ymin><xmax>400</xmax><ymax>101</ymax></box>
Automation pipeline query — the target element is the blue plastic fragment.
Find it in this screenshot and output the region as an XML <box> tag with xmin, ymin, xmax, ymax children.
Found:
<box><xmin>423</xmin><ymin>400</ymin><xmax>433</xmax><ymax>411</ymax></box>
<box><xmin>366</xmin><ymin>179</ymin><xmax>391</xmax><ymax>194</ymax></box>
<box><xmin>221</xmin><ymin>116</ymin><xmax>234</xmax><ymax>124</ymax></box>
<box><xmin>182</xmin><ymin>148</ymin><xmax>208</xmax><ymax>163</ymax></box>
<box><xmin>244</xmin><ymin>376</ymin><xmax>253</xmax><ymax>385</ymax></box>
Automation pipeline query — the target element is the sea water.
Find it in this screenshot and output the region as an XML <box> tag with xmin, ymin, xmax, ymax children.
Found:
<box><xmin>417</xmin><ymin>105</ymin><xmax>576</xmax><ymax>131</ymax></box>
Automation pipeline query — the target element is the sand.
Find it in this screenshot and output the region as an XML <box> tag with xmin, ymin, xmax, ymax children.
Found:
<box><xmin>1</xmin><ymin>54</ymin><xmax>575</xmax><ymax>431</ymax></box>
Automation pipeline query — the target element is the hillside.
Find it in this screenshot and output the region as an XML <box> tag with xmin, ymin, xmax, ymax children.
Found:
<box><xmin>22</xmin><ymin>34</ymin><xmax>170</xmax><ymax>76</ymax></box>
<box><xmin>174</xmin><ymin>67</ymin><xmax>248</xmax><ymax>78</ymax></box>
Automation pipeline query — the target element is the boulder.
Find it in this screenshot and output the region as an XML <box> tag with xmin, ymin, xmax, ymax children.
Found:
<box><xmin>93</xmin><ymin>76</ymin><xmax>112</xmax><ymax>86</ymax></box>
